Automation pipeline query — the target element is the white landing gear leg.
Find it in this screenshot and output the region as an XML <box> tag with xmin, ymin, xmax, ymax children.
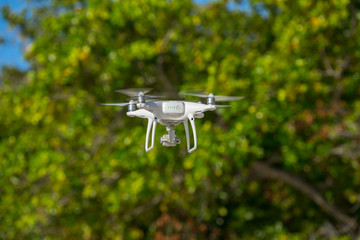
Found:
<box><xmin>127</xmin><ymin>109</ymin><xmax>157</xmax><ymax>152</ymax></box>
<box><xmin>184</xmin><ymin>114</ymin><xmax>197</xmax><ymax>153</ymax></box>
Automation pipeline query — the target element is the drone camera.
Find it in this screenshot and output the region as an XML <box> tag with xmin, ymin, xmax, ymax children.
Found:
<box><xmin>160</xmin><ymin>125</ymin><xmax>181</xmax><ymax>147</ymax></box>
<box><xmin>160</xmin><ymin>135</ymin><xmax>181</xmax><ymax>147</ymax></box>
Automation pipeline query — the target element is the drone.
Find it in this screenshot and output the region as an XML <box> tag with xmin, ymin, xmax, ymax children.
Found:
<box><xmin>103</xmin><ymin>88</ymin><xmax>243</xmax><ymax>153</ymax></box>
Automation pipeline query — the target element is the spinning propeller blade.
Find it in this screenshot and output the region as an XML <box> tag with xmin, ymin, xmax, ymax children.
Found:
<box><xmin>128</xmin><ymin>94</ymin><xmax>164</xmax><ymax>100</ymax></box>
<box><xmin>215</xmin><ymin>105</ymin><xmax>231</xmax><ymax>107</ymax></box>
<box><xmin>213</xmin><ymin>96</ymin><xmax>244</xmax><ymax>102</ymax></box>
<box><xmin>146</xmin><ymin>95</ymin><xmax>164</xmax><ymax>99</ymax></box>
<box><xmin>117</xmin><ymin>88</ymin><xmax>167</xmax><ymax>101</ymax></box>
<box><xmin>102</xmin><ymin>98</ymin><xmax>160</xmax><ymax>107</ymax></box>
<box><xmin>180</xmin><ymin>91</ymin><xmax>244</xmax><ymax>102</ymax></box>
<box><xmin>180</xmin><ymin>93</ymin><xmax>208</xmax><ymax>98</ymax></box>
<box><xmin>102</xmin><ymin>103</ymin><xmax>130</xmax><ymax>106</ymax></box>
<box><xmin>116</xmin><ymin>88</ymin><xmax>152</xmax><ymax>97</ymax></box>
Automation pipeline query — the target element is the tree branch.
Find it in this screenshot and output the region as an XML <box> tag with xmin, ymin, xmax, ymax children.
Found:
<box><xmin>250</xmin><ymin>161</ymin><xmax>358</xmax><ymax>230</ymax></box>
<box><xmin>126</xmin><ymin>194</ymin><xmax>164</xmax><ymax>218</ymax></box>
<box><xmin>320</xmin><ymin>50</ymin><xmax>350</xmax><ymax>104</ymax></box>
<box><xmin>156</xmin><ymin>27</ymin><xmax>179</xmax><ymax>97</ymax></box>
<box><xmin>156</xmin><ymin>53</ymin><xmax>178</xmax><ymax>96</ymax></box>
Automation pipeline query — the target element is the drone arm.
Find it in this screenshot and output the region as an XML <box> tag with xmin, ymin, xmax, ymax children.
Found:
<box><xmin>145</xmin><ymin>116</ymin><xmax>157</xmax><ymax>152</ymax></box>
<box><xmin>184</xmin><ymin>114</ymin><xmax>197</xmax><ymax>153</ymax></box>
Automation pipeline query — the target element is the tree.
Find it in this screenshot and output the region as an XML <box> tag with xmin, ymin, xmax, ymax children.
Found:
<box><xmin>1</xmin><ymin>0</ymin><xmax>360</xmax><ymax>239</ymax></box>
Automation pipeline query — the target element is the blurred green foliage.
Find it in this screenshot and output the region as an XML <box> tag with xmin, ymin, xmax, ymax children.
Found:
<box><xmin>1</xmin><ymin>0</ymin><xmax>360</xmax><ymax>239</ymax></box>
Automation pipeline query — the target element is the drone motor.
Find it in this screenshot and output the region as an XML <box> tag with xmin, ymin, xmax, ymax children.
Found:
<box><xmin>207</xmin><ymin>93</ymin><xmax>215</xmax><ymax>105</ymax></box>
<box><xmin>128</xmin><ymin>100</ymin><xmax>136</xmax><ymax>112</ymax></box>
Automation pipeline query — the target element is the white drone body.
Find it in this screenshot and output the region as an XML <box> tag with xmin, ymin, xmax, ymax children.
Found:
<box><xmin>103</xmin><ymin>89</ymin><xmax>243</xmax><ymax>153</ymax></box>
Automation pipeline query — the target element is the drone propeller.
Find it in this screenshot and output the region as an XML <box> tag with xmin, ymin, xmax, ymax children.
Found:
<box><xmin>215</xmin><ymin>105</ymin><xmax>231</xmax><ymax>107</ymax></box>
<box><xmin>102</xmin><ymin>102</ymin><xmax>131</xmax><ymax>106</ymax></box>
<box><xmin>128</xmin><ymin>95</ymin><xmax>164</xmax><ymax>100</ymax></box>
<box><xmin>180</xmin><ymin>91</ymin><xmax>244</xmax><ymax>102</ymax></box>
<box><xmin>102</xmin><ymin>98</ymin><xmax>161</xmax><ymax>108</ymax></box>
<box><xmin>116</xmin><ymin>88</ymin><xmax>166</xmax><ymax>101</ymax></box>
<box><xmin>116</xmin><ymin>88</ymin><xmax>152</xmax><ymax>97</ymax></box>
